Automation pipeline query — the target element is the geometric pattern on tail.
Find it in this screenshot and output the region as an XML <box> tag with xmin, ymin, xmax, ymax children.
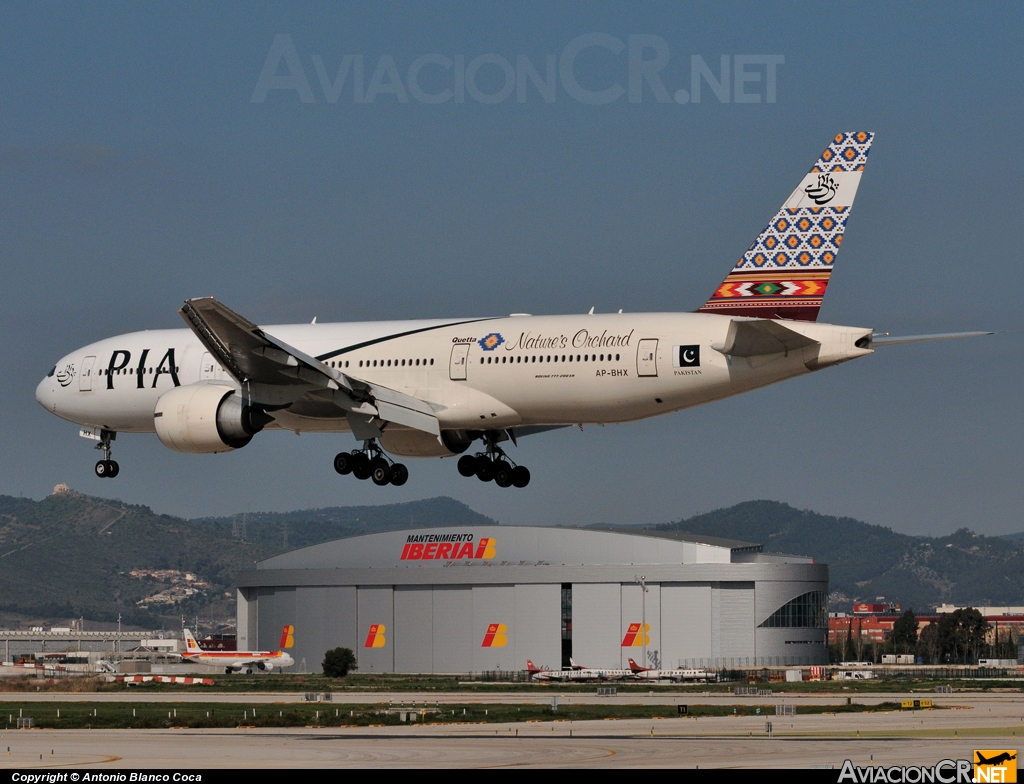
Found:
<box><xmin>699</xmin><ymin>131</ymin><xmax>873</xmax><ymax>322</ymax></box>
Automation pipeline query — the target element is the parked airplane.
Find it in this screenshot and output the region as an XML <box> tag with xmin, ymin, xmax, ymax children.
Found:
<box><xmin>627</xmin><ymin>657</ymin><xmax>712</xmax><ymax>683</ymax></box>
<box><xmin>182</xmin><ymin>625</ymin><xmax>295</xmax><ymax>674</ymax></box>
<box><xmin>35</xmin><ymin>132</ymin><xmax>991</xmax><ymax>487</ymax></box>
<box><xmin>526</xmin><ymin>659</ymin><xmax>631</xmax><ymax>681</ymax></box>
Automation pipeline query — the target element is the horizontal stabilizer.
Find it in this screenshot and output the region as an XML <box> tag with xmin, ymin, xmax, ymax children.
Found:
<box><xmin>871</xmin><ymin>331</ymin><xmax>995</xmax><ymax>347</ymax></box>
<box><xmin>714</xmin><ymin>318</ymin><xmax>819</xmax><ymax>357</ymax></box>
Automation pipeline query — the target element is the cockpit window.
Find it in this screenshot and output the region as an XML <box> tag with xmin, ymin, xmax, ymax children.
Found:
<box><xmin>47</xmin><ymin>366</ymin><xmax>56</xmax><ymax>377</ymax></box>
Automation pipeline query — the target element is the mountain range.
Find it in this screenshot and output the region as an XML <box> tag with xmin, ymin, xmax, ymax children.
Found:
<box><xmin>1</xmin><ymin>491</ymin><xmax>1022</xmax><ymax>627</ymax></box>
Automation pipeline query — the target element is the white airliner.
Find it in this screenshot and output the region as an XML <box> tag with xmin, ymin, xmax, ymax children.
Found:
<box><xmin>526</xmin><ymin>659</ymin><xmax>631</xmax><ymax>681</ymax></box>
<box><xmin>182</xmin><ymin>626</ymin><xmax>295</xmax><ymax>674</ymax></box>
<box><xmin>627</xmin><ymin>658</ymin><xmax>711</xmax><ymax>683</ymax></box>
<box><xmin>35</xmin><ymin>132</ymin><xmax>990</xmax><ymax>486</ymax></box>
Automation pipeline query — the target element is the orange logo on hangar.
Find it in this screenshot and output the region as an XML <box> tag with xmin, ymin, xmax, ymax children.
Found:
<box><xmin>400</xmin><ymin>535</ymin><xmax>496</xmax><ymax>561</ymax></box>
<box><xmin>481</xmin><ymin>623</ymin><xmax>508</xmax><ymax>648</ymax></box>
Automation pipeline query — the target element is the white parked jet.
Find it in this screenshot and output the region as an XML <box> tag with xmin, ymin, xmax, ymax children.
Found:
<box><xmin>627</xmin><ymin>658</ymin><xmax>712</xmax><ymax>683</ymax></box>
<box><xmin>526</xmin><ymin>659</ymin><xmax>631</xmax><ymax>682</ymax></box>
<box><xmin>35</xmin><ymin>132</ymin><xmax>990</xmax><ymax>486</ymax></box>
<box><xmin>181</xmin><ymin>626</ymin><xmax>295</xmax><ymax>674</ymax></box>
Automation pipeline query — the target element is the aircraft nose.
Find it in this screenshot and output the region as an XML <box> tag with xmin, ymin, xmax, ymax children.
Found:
<box><xmin>36</xmin><ymin>373</ymin><xmax>55</xmax><ymax>410</ymax></box>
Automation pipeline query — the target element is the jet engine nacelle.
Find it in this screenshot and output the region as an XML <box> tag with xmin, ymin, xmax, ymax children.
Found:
<box><xmin>379</xmin><ymin>428</ymin><xmax>473</xmax><ymax>458</ymax></box>
<box><xmin>154</xmin><ymin>383</ymin><xmax>267</xmax><ymax>454</ymax></box>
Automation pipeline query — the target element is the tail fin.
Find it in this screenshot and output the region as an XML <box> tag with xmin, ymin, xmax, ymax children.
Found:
<box><xmin>279</xmin><ymin>624</ymin><xmax>295</xmax><ymax>649</ymax></box>
<box><xmin>627</xmin><ymin>657</ymin><xmax>647</xmax><ymax>673</ymax></box>
<box><xmin>526</xmin><ymin>659</ymin><xmax>541</xmax><ymax>673</ymax></box>
<box><xmin>699</xmin><ymin>131</ymin><xmax>874</xmax><ymax>322</ymax></box>
<box><xmin>182</xmin><ymin>628</ymin><xmax>201</xmax><ymax>654</ymax></box>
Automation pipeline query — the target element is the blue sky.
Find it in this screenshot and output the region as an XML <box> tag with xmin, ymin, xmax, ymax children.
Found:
<box><xmin>3</xmin><ymin>2</ymin><xmax>1023</xmax><ymax>535</ymax></box>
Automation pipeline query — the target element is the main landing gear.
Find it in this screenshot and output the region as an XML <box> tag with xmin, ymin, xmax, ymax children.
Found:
<box><xmin>333</xmin><ymin>440</ymin><xmax>408</xmax><ymax>487</ymax></box>
<box><xmin>94</xmin><ymin>430</ymin><xmax>119</xmax><ymax>479</ymax></box>
<box><xmin>456</xmin><ymin>434</ymin><xmax>530</xmax><ymax>488</ymax></box>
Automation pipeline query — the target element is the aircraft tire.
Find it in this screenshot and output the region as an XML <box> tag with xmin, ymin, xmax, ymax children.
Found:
<box><xmin>95</xmin><ymin>460</ymin><xmax>108</xmax><ymax>478</ymax></box>
<box><xmin>107</xmin><ymin>461</ymin><xmax>119</xmax><ymax>478</ymax></box>
<box><xmin>457</xmin><ymin>455</ymin><xmax>478</xmax><ymax>477</ymax></box>
<box><xmin>494</xmin><ymin>462</ymin><xmax>513</xmax><ymax>488</ymax></box>
<box><xmin>225</xmin><ymin>667</ymin><xmax>232</xmax><ymax>674</ymax></box>
<box><xmin>390</xmin><ymin>464</ymin><xmax>409</xmax><ymax>486</ymax></box>
<box><xmin>246</xmin><ymin>668</ymin><xmax>253</xmax><ymax>675</ymax></box>
<box><xmin>476</xmin><ymin>458</ymin><xmax>495</xmax><ymax>482</ymax></box>
<box><xmin>352</xmin><ymin>453</ymin><xmax>372</xmax><ymax>480</ymax></box>
<box><xmin>333</xmin><ymin>452</ymin><xmax>354</xmax><ymax>475</ymax></box>
<box><xmin>370</xmin><ymin>458</ymin><xmax>392</xmax><ymax>486</ymax></box>
<box><xmin>511</xmin><ymin>466</ymin><xmax>531</xmax><ymax>488</ymax></box>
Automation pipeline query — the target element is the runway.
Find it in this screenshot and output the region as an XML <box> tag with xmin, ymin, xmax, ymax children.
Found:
<box><xmin>0</xmin><ymin>688</ymin><xmax>1020</xmax><ymax>709</ymax></box>
<box><xmin>0</xmin><ymin>695</ymin><xmax>1021</xmax><ymax>768</ymax></box>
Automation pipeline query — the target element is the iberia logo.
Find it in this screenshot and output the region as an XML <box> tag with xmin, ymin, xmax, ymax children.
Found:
<box><xmin>401</xmin><ymin>536</ymin><xmax>496</xmax><ymax>561</ymax></box>
<box><xmin>974</xmin><ymin>750</ymin><xmax>1017</xmax><ymax>783</ymax></box>
<box><xmin>364</xmin><ymin>624</ymin><xmax>386</xmax><ymax>648</ymax></box>
<box><xmin>279</xmin><ymin>625</ymin><xmax>295</xmax><ymax>648</ymax></box>
<box><xmin>481</xmin><ymin>623</ymin><xmax>508</xmax><ymax>648</ymax></box>
<box><xmin>478</xmin><ymin>333</ymin><xmax>504</xmax><ymax>351</ymax></box>
<box><xmin>621</xmin><ymin>623</ymin><xmax>650</xmax><ymax>647</ymax></box>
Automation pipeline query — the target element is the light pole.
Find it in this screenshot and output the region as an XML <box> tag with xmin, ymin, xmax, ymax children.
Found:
<box><xmin>635</xmin><ymin>575</ymin><xmax>647</xmax><ymax>671</ymax></box>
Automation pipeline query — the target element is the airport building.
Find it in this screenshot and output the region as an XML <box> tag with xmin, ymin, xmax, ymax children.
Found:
<box><xmin>235</xmin><ymin>526</ymin><xmax>828</xmax><ymax>673</ymax></box>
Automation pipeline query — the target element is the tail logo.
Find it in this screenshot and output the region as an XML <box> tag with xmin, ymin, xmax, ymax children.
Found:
<box><xmin>364</xmin><ymin>624</ymin><xmax>387</xmax><ymax>648</ymax></box>
<box><xmin>804</xmin><ymin>173</ymin><xmax>839</xmax><ymax>205</ymax></box>
<box><xmin>481</xmin><ymin>623</ymin><xmax>508</xmax><ymax>648</ymax></box>
<box><xmin>622</xmin><ymin>623</ymin><xmax>650</xmax><ymax>647</ymax></box>
<box><xmin>280</xmin><ymin>625</ymin><xmax>294</xmax><ymax>649</ymax></box>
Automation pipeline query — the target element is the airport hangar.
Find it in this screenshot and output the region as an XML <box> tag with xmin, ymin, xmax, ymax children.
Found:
<box><xmin>235</xmin><ymin>526</ymin><xmax>828</xmax><ymax>673</ymax></box>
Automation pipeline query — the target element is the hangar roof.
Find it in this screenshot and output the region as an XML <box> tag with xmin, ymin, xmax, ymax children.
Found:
<box><xmin>255</xmin><ymin>525</ymin><xmax>801</xmax><ymax>572</ymax></box>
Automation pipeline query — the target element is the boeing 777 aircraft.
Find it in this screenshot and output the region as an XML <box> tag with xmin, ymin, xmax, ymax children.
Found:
<box><xmin>35</xmin><ymin>132</ymin><xmax>990</xmax><ymax>488</ymax></box>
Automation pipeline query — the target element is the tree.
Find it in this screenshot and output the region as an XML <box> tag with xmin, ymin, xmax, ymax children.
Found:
<box><xmin>891</xmin><ymin>610</ymin><xmax>918</xmax><ymax>654</ymax></box>
<box><xmin>935</xmin><ymin>608</ymin><xmax>988</xmax><ymax>664</ymax></box>
<box><xmin>322</xmin><ymin>647</ymin><xmax>357</xmax><ymax>677</ymax></box>
<box><xmin>917</xmin><ymin>623</ymin><xmax>939</xmax><ymax>664</ymax></box>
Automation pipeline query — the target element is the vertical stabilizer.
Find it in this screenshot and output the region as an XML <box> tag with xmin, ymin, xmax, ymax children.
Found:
<box><xmin>699</xmin><ymin>132</ymin><xmax>874</xmax><ymax>321</ymax></box>
<box><xmin>182</xmin><ymin>628</ymin><xmax>201</xmax><ymax>654</ymax></box>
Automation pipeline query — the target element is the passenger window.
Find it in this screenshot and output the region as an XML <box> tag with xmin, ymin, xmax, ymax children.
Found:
<box><xmin>430</xmin><ymin>358</ymin><xmax>434</xmax><ymax>365</ymax></box>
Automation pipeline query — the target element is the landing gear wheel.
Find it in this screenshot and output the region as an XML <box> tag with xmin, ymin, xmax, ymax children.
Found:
<box><xmin>106</xmin><ymin>460</ymin><xmax>119</xmax><ymax>478</ymax></box>
<box><xmin>457</xmin><ymin>455</ymin><xmax>478</xmax><ymax>477</ymax></box>
<box><xmin>390</xmin><ymin>463</ymin><xmax>409</xmax><ymax>486</ymax></box>
<box><xmin>476</xmin><ymin>458</ymin><xmax>495</xmax><ymax>482</ymax></box>
<box><xmin>511</xmin><ymin>465</ymin><xmax>531</xmax><ymax>488</ymax></box>
<box><xmin>352</xmin><ymin>452</ymin><xmax>372</xmax><ymax>480</ymax></box>
<box><xmin>225</xmin><ymin>667</ymin><xmax>232</xmax><ymax>675</ymax></box>
<box><xmin>95</xmin><ymin>460</ymin><xmax>108</xmax><ymax>478</ymax></box>
<box><xmin>494</xmin><ymin>461</ymin><xmax>513</xmax><ymax>488</ymax></box>
<box><xmin>333</xmin><ymin>452</ymin><xmax>354</xmax><ymax>475</ymax></box>
<box><xmin>246</xmin><ymin>668</ymin><xmax>253</xmax><ymax>675</ymax></box>
<box><xmin>370</xmin><ymin>458</ymin><xmax>393</xmax><ymax>486</ymax></box>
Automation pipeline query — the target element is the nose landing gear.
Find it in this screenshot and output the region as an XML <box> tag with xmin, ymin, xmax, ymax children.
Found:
<box><xmin>334</xmin><ymin>441</ymin><xmax>408</xmax><ymax>487</ymax></box>
<box><xmin>456</xmin><ymin>432</ymin><xmax>530</xmax><ymax>488</ymax></box>
<box><xmin>93</xmin><ymin>429</ymin><xmax>119</xmax><ymax>479</ymax></box>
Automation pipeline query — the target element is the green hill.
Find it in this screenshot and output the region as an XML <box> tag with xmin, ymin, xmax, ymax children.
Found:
<box><xmin>0</xmin><ymin>491</ymin><xmax>494</xmax><ymax>628</ymax></box>
<box><xmin>657</xmin><ymin>500</ymin><xmax>1024</xmax><ymax>611</ymax></box>
<box><xmin>2</xmin><ymin>492</ymin><xmax>1020</xmax><ymax>626</ymax></box>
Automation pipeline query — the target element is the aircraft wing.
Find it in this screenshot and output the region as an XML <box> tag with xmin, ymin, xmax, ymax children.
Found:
<box><xmin>713</xmin><ymin>317</ymin><xmax>820</xmax><ymax>357</ymax></box>
<box><xmin>179</xmin><ymin>298</ymin><xmax>440</xmax><ymax>436</ymax></box>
